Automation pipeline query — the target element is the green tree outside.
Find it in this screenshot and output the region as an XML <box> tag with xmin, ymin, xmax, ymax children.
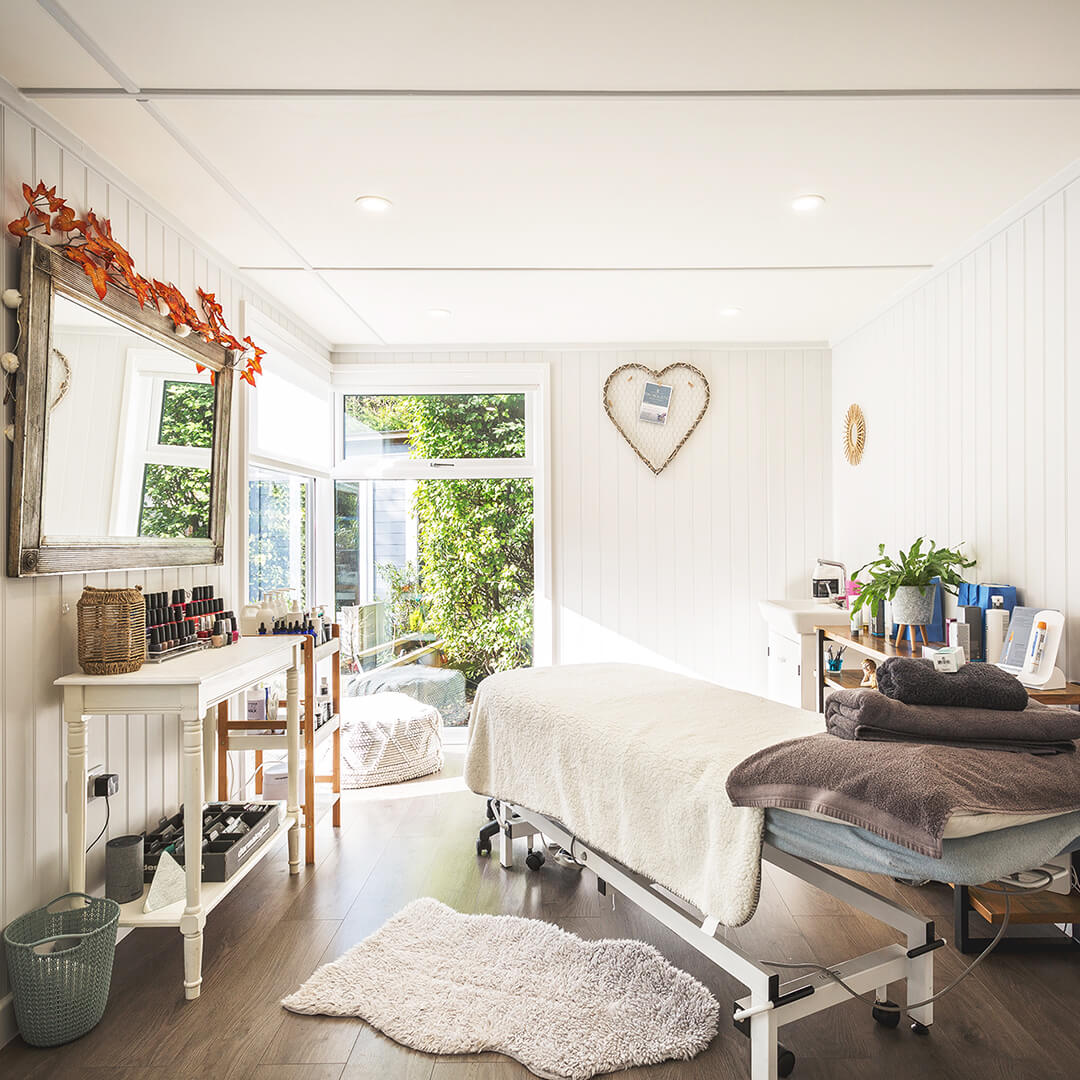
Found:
<box><xmin>343</xmin><ymin>394</ymin><xmax>533</xmax><ymax>682</ymax></box>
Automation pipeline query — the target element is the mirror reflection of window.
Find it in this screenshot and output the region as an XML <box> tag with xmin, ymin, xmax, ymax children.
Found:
<box><xmin>40</xmin><ymin>292</ymin><xmax>215</xmax><ymax>542</ymax></box>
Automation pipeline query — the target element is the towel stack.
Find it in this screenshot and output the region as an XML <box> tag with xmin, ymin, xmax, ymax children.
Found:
<box><xmin>825</xmin><ymin>657</ymin><xmax>1080</xmax><ymax>755</ymax></box>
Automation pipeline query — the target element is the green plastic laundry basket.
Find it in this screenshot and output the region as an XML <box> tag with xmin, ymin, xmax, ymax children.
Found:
<box><xmin>3</xmin><ymin>892</ymin><xmax>119</xmax><ymax>1046</ymax></box>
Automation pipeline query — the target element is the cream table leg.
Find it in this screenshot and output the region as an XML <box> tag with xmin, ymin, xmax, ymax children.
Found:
<box><xmin>203</xmin><ymin>705</ymin><xmax>218</xmax><ymax>802</ymax></box>
<box><xmin>64</xmin><ymin>689</ymin><xmax>88</xmax><ymax>895</ymax></box>
<box><xmin>180</xmin><ymin>705</ymin><xmax>206</xmax><ymax>1000</ymax></box>
<box><xmin>286</xmin><ymin>654</ymin><xmax>301</xmax><ymax>875</ymax></box>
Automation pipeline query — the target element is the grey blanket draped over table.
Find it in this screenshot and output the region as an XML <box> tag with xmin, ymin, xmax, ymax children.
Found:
<box><xmin>825</xmin><ymin>688</ymin><xmax>1080</xmax><ymax>754</ymax></box>
<box><xmin>727</xmin><ymin>733</ymin><xmax>1080</xmax><ymax>857</ymax></box>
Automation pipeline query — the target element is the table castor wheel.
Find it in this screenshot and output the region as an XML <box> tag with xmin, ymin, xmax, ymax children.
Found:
<box><xmin>525</xmin><ymin>849</ymin><xmax>546</xmax><ymax>871</ymax></box>
<box><xmin>872</xmin><ymin>1001</ymin><xmax>901</xmax><ymax>1028</ymax></box>
<box><xmin>778</xmin><ymin>1044</ymin><xmax>795</xmax><ymax>1077</ymax></box>
<box><xmin>911</xmin><ymin>1021</ymin><xmax>931</xmax><ymax>1036</ymax></box>
<box><xmin>476</xmin><ymin>838</ymin><xmax>491</xmax><ymax>857</ymax></box>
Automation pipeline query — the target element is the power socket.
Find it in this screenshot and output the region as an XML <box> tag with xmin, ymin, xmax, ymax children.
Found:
<box><xmin>87</xmin><ymin>766</ymin><xmax>119</xmax><ymax>800</ymax></box>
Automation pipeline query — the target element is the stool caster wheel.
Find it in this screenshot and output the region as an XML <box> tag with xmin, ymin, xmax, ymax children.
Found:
<box><xmin>873</xmin><ymin>1001</ymin><xmax>901</xmax><ymax>1028</ymax></box>
<box><xmin>525</xmin><ymin>849</ymin><xmax>546</xmax><ymax>871</ymax></box>
<box><xmin>476</xmin><ymin>839</ymin><xmax>491</xmax><ymax>857</ymax></box>
<box><xmin>778</xmin><ymin>1044</ymin><xmax>795</xmax><ymax>1078</ymax></box>
<box><xmin>911</xmin><ymin>1021</ymin><xmax>931</xmax><ymax>1036</ymax></box>
<box><xmin>485</xmin><ymin>800</ymin><xmax>496</xmax><ymax>821</ymax></box>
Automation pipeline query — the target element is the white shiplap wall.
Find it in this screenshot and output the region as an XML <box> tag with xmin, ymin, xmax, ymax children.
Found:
<box><xmin>0</xmin><ymin>100</ymin><xmax>328</xmax><ymax>1027</ymax></box>
<box><xmin>334</xmin><ymin>347</ymin><xmax>832</xmax><ymax>693</ymax></box>
<box><xmin>832</xmin><ymin>170</ymin><xmax>1080</xmax><ymax>679</ymax></box>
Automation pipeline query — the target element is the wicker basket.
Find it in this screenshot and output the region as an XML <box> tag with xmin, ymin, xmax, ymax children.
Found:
<box><xmin>3</xmin><ymin>892</ymin><xmax>120</xmax><ymax>1046</ymax></box>
<box><xmin>77</xmin><ymin>586</ymin><xmax>146</xmax><ymax>675</ymax></box>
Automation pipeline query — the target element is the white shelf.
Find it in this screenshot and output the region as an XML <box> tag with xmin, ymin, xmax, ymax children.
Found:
<box><xmin>116</xmin><ymin>812</ymin><xmax>295</xmax><ymax>928</ymax></box>
<box><xmin>223</xmin><ymin>713</ymin><xmax>339</xmax><ymax>753</ymax></box>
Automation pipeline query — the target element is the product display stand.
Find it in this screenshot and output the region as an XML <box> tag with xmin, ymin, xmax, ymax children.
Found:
<box><xmin>56</xmin><ymin>637</ymin><xmax>304</xmax><ymax>1001</ymax></box>
<box><xmin>217</xmin><ymin>626</ymin><xmax>341</xmax><ymax>864</ymax></box>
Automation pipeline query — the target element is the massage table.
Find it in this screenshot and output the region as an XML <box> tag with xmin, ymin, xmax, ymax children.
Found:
<box><xmin>465</xmin><ymin>664</ymin><xmax>1080</xmax><ymax>1080</ymax></box>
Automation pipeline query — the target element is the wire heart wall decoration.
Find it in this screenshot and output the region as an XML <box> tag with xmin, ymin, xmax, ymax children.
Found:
<box><xmin>602</xmin><ymin>363</ymin><xmax>711</xmax><ymax>475</ymax></box>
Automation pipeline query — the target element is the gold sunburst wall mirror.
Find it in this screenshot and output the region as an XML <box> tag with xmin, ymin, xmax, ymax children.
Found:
<box><xmin>843</xmin><ymin>403</ymin><xmax>866</xmax><ymax>465</ymax></box>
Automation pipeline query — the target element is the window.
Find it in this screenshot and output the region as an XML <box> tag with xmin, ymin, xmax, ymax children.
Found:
<box><xmin>248</xmin><ymin>467</ymin><xmax>313</xmax><ymax>606</ymax></box>
<box><xmin>343</xmin><ymin>393</ymin><xmax>526</xmax><ymax>463</ymax></box>
<box><xmin>137</xmin><ymin>378</ymin><xmax>214</xmax><ymax>538</ymax></box>
<box><xmin>333</xmin><ymin>374</ymin><xmax>546</xmax><ymax>693</ymax></box>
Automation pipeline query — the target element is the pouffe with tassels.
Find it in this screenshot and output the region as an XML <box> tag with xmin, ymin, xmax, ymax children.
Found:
<box><xmin>342</xmin><ymin>692</ymin><xmax>443</xmax><ymax>788</ymax></box>
<box><xmin>77</xmin><ymin>586</ymin><xmax>146</xmax><ymax>675</ymax></box>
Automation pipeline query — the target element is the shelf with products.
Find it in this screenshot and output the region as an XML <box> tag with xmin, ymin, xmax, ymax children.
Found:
<box><xmin>216</xmin><ymin>627</ymin><xmax>342</xmax><ymax>864</ymax></box>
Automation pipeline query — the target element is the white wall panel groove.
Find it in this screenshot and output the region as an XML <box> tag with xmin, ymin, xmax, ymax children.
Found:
<box><xmin>833</xmin><ymin>177</ymin><xmax>1079</xmax><ymax>680</ymax></box>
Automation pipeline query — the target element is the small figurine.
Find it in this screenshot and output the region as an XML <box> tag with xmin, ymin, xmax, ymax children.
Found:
<box><xmin>860</xmin><ymin>658</ymin><xmax>878</xmax><ymax>688</ymax></box>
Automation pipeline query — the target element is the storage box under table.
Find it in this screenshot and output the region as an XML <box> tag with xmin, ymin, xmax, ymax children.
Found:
<box><xmin>143</xmin><ymin>802</ymin><xmax>283</xmax><ymax>883</ymax></box>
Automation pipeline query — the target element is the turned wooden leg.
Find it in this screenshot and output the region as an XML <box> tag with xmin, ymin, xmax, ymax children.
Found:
<box><xmin>217</xmin><ymin>700</ymin><xmax>229</xmax><ymax>802</ymax></box>
<box><xmin>181</xmin><ymin>703</ymin><xmax>206</xmax><ymax>1000</ymax></box>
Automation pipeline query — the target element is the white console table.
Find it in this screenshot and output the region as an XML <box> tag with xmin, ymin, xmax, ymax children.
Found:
<box><xmin>56</xmin><ymin>637</ymin><xmax>303</xmax><ymax>1001</ymax></box>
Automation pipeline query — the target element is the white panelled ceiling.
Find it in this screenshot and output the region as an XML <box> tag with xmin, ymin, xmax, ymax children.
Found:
<box><xmin>4</xmin><ymin>1</ymin><xmax>1080</xmax><ymax>347</ymax></box>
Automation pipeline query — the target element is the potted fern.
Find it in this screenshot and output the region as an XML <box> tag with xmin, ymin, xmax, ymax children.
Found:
<box><xmin>849</xmin><ymin>538</ymin><xmax>975</xmax><ymax>628</ymax></box>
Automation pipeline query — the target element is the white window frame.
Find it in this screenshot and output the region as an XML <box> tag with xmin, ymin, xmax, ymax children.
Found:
<box><xmin>331</xmin><ymin>363</ymin><xmax>552</xmax><ymax>666</ymax></box>
<box><xmin>110</xmin><ymin>347</ymin><xmax>213</xmax><ymax>536</ymax></box>
<box><xmin>239</xmin><ymin>304</ymin><xmax>334</xmax><ymax>609</ymax></box>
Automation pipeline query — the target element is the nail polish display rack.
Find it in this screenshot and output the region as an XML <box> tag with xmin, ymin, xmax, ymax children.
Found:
<box><xmin>144</xmin><ymin>585</ymin><xmax>239</xmax><ymax>663</ymax></box>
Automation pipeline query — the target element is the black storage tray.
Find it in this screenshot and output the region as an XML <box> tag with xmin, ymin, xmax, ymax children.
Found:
<box><xmin>143</xmin><ymin>802</ymin><xmax>281</xmax><ymax>882</ymax></box>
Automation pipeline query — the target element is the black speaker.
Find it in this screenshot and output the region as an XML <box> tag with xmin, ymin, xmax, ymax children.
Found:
<box><xmin>105</xmin><ymin>834</ymin><xmax>144</xmax><ymax>904</ymax></box>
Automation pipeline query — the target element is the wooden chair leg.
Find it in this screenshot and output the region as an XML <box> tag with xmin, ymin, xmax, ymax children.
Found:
<box><xmin>217</xmin><ymin>700</ymin><xmax>229</xmax><ymax>802</ymax></box>
<box><xmin>255</xmin><ymin>750</ymin><xmax>263</xmax><ymax>795</ymax></box>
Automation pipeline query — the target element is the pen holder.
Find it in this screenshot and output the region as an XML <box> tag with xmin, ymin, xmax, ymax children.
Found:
<box><xmin>826</xmin><ymin>658</ymin><xmax>843</xmax><ymax>672</ymax></box>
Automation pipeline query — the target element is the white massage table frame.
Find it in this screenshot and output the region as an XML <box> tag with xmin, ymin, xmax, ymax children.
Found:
<box><xmin>491</xmin><ymin>800</ymin><xmax>944</xmax><ymax>1080</ymax></box>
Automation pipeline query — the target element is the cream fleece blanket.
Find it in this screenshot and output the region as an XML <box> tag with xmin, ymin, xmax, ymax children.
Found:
<box><xmin>464</xmin><ymin>664</ymin><xmax>822</xmax><ymax>927</ymax></box>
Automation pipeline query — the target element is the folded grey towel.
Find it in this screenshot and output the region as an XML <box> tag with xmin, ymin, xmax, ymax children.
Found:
<box><xmin>728</xmin><ymin>732</ymin><xmax>1080</xmax><ymax>857</ymax></box>
<box><xmin>876</xmin><ymin>657</ymin><xmax>1028</xmax><ymax>710</ymax></box>
<box><xmin>826</xmin><ymin>689</ymin><xmax>1078</xmax><ymax>754</ymax></box>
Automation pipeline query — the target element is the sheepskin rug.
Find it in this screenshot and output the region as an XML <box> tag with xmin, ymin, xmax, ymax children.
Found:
<box><xmin>282</xmin><ymin>897</ymin><xmax>719</xmax><ymax>1080</ymax></box>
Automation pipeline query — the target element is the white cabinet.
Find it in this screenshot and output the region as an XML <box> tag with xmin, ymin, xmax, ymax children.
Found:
<box><xmin>767</xmin><ymin>630</ymin><xmax>803</xmax><ymax>708</ymax></box>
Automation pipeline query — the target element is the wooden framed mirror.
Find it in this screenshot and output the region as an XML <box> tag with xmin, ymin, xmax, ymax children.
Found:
<box><xmin>7</xmin><ymin>238</ymin><xmax>235</xmax><ymax>576</ymax></box>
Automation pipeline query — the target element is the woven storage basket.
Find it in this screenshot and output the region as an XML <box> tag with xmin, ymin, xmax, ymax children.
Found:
<box><xmin>3</xmin><ymin>892</ymin><xmax>120</xmax><ymax>1046</ymax></box>
<box><xmin>342</xmin><ymin>692</ymin><xmax>443</xmax><ymax>788</ymax></box>
<box><xmin>77</xmin><ymin>586</ymin><xmax>146</xmax><ymax>675</ymax></box>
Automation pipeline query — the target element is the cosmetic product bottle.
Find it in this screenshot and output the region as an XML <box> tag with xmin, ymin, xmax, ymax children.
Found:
<box><xmin>258</xmin><ymin>622</ymin><xmax>267</xmax><ymax>635</ymax></box>
<box><xmin>985</xmin><ymin>598</ymin><xmax>1010</xmax><ymax>665</ymax></box>
<box><xmin>1025</xmin><ymin>620</ymin><xmax>1048</xmax><ymax>674</ymax></box>
<box><xmin>212</xmin><ymin>620</ymin><xmax>224</xmax><ymax>648</ymax></box>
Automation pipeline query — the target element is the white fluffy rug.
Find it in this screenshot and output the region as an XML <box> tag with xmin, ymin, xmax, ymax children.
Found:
<box><xmin>282</xmin><ymin>898</ymin><xmax>719</xmax><ymax>1080</ymax></box>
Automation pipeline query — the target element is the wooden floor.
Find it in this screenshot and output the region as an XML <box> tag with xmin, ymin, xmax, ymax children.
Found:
<box><xmin>2</xmin><ymin>744</ymin><xmax>1077</xmax><ymax>1080</ymax></box>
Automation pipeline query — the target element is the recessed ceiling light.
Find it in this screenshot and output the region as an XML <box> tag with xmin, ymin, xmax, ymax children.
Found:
<box><xmin>427</xmin><ymin>308</ymin><xmax>452</xmax><ymax>319</ymax></box>
<box><xmin>791</xmin><ymin>193</ymin><xmax>826</xmax><ymax>213</ymax></box>
<box><xmin>355</xmin><ymin>194</ymin><xmax>392</xmax><ymax>213</ymax></box>
<box><xmin>719</xmin><ymin>307</ymin><xmax>742</xmax><ymax>317</ymax></box>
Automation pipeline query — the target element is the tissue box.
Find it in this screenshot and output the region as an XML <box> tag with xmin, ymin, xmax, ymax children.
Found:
<box><xmin>932</xmin><ymin>646</ymin><xmax>966</xmax><ymax>672</ymax></box>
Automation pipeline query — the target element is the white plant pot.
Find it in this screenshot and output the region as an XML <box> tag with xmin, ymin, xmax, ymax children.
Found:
<box><xmin>891</xmin><ymin>584</ymin><xmax>936</xmax><ymax>626</ymax></box>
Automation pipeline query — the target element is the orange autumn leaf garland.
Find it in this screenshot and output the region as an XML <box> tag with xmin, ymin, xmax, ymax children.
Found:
<box><xmin>6</xmin><ymin>180</ymin><xmax>263</xmax><ymax>387</ymax></box>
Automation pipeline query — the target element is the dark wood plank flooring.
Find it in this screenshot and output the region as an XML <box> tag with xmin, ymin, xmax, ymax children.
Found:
<box><xmin>2</xmin><ymin>745</ymin><xmax>1077</xmax><ymax>1080</ymax></box>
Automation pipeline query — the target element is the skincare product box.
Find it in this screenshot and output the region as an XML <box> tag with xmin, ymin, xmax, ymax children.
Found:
<box><xmin>932</xmin><ymin>646</ymin><xmax>966</xmax><ymax>672</ymax></box>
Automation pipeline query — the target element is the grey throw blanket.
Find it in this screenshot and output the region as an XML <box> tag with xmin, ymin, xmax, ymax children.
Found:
<box><xmin>876</xmin><ymin>657</ymin><xmax>1028</xmax><ymax>711</ymax></box>
<box><xmin>727</xmin><ymin>733</ymin><xmax>1080</xmax><ymax>857</ymax></box>
<box><xmin>825</xmin><ymin>688</ymin><xmax>1080</xmax><ymax>754</ymax></box>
